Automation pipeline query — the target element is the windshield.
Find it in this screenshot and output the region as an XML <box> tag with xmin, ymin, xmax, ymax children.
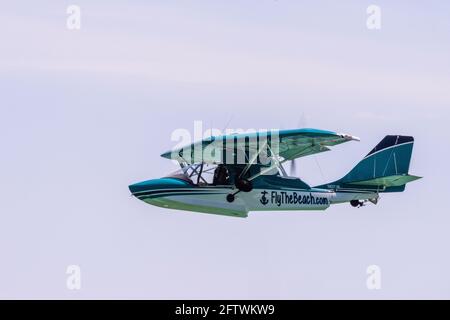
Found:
<box><xmin>165</xmin><ymin>161</ymin><xmax>291</xmax><ymax>187</ymax></box>
<box><xmin>165</xmin><ymin>163</ymin><xmax>220</xmax><ymax>186</ymax></box>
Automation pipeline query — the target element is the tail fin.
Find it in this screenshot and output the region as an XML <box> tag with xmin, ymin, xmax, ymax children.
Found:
<box><xmin>325</xmin><ymin>135</ymin><xmax>421</xmax><ymax>192</ymax></box>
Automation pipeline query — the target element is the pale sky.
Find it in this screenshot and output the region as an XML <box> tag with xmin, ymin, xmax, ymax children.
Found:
<box><xmin>1</xmin><ymin>1</ymin><xmax>449</xmax><ymax>299</ymax></box>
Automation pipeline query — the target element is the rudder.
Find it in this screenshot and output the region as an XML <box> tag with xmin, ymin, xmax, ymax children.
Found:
<box><xmin>323</xmin><ymin>135</ymin><xmax>421</xmax><ymax>192</ymax></box>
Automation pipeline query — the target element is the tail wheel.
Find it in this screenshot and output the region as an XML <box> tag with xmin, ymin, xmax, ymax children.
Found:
<box><xmin>350</xmin><ymin>200</ymin><xmax>364</xmax><ymax>208</ymax></box>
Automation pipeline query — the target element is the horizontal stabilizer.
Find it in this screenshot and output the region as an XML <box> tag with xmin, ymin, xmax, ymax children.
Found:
<box><xmin>346</xmin><ymin>174</ymin><xmax>422</xmax><ymax>188</ymax></box>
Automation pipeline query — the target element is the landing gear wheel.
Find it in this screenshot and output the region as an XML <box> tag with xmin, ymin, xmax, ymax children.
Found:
<box><xmin>350</xmin><ymin>200</ymin><xmax>364</xmax><ymax>208</ymax></box>
<box><xmin>226</xmin><ymin>194</ymin><xmax>235</xmax><ymax>203</ymax></box>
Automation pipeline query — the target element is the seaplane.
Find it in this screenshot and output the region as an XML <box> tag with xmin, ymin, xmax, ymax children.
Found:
<box><xmin>129</xmin><ymin>128</ymin><xmax>421</xmax><ymax>218</ymax></box>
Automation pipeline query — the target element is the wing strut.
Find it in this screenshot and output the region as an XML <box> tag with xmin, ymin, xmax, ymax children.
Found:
<box><xmin>239</xmin><ymin>140</ymin><xmax>267</xmax><ymax>179</ymax></box>
<box><xmin>227</xmin><ymin>149</ymin><xmax>289</xmax><ymax>203</ymax></box>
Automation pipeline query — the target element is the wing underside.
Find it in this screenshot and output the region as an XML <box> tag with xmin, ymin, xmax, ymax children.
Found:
<box><xmin>161</xmin><ymin>128</ymin><xmax>359</xmax><ymax>164</ymax></box>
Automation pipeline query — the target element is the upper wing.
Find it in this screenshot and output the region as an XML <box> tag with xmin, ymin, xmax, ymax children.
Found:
<box><xmin>161</xmin><ymin>128</ymin><xmax>359</xmax><ymax>164</ymax></box>
<box><xmin>276</xmin><ymin>128</ymin><xmax>359</xmax><ymax>160</ymax></box>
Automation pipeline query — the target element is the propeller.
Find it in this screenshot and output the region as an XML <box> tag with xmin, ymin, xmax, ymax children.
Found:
<box><xmin>288</xmin><ymin>112</ymin><xmax>307</xmax><ymax>177</ymax></box>
<box><xmin>290</xmin><ymin>159</ymin><xmax>297</xmax><ymax>176</ymax></box>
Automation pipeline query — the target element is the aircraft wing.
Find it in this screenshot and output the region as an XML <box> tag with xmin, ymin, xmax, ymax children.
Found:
<box><xmin>161</xmin><ymin>128</ymin><xmax>359</xmax><ymax>164</ymax></box>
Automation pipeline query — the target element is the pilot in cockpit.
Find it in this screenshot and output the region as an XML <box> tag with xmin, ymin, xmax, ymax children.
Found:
<box><xmin>212</xmin><ymin>164</ymin><xmax>230</xmax><ymax>185</ymax></box>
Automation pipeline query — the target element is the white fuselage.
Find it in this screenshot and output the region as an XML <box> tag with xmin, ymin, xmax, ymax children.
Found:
<box><xmin>138</xmin><ymin>186</ymin><xmax>378</xmax><ymax>218</ymax></box>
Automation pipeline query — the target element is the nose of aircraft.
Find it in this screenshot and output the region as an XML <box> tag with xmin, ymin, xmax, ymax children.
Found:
<box><xmin>128</xmin><ymin>177</ymin><xmax>191</xmax><ymax>196</ymax></box>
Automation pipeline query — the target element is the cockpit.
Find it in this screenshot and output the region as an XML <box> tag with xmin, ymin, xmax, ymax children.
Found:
<box><xmin>165</xmin><ymin>163</ymin><xmax>231</xmax><ymax>186</ymax></box>
<box><xmin>164</xmin><ymin>162</ymin><xmax>304</xmax><ymax>189</ymax></box>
